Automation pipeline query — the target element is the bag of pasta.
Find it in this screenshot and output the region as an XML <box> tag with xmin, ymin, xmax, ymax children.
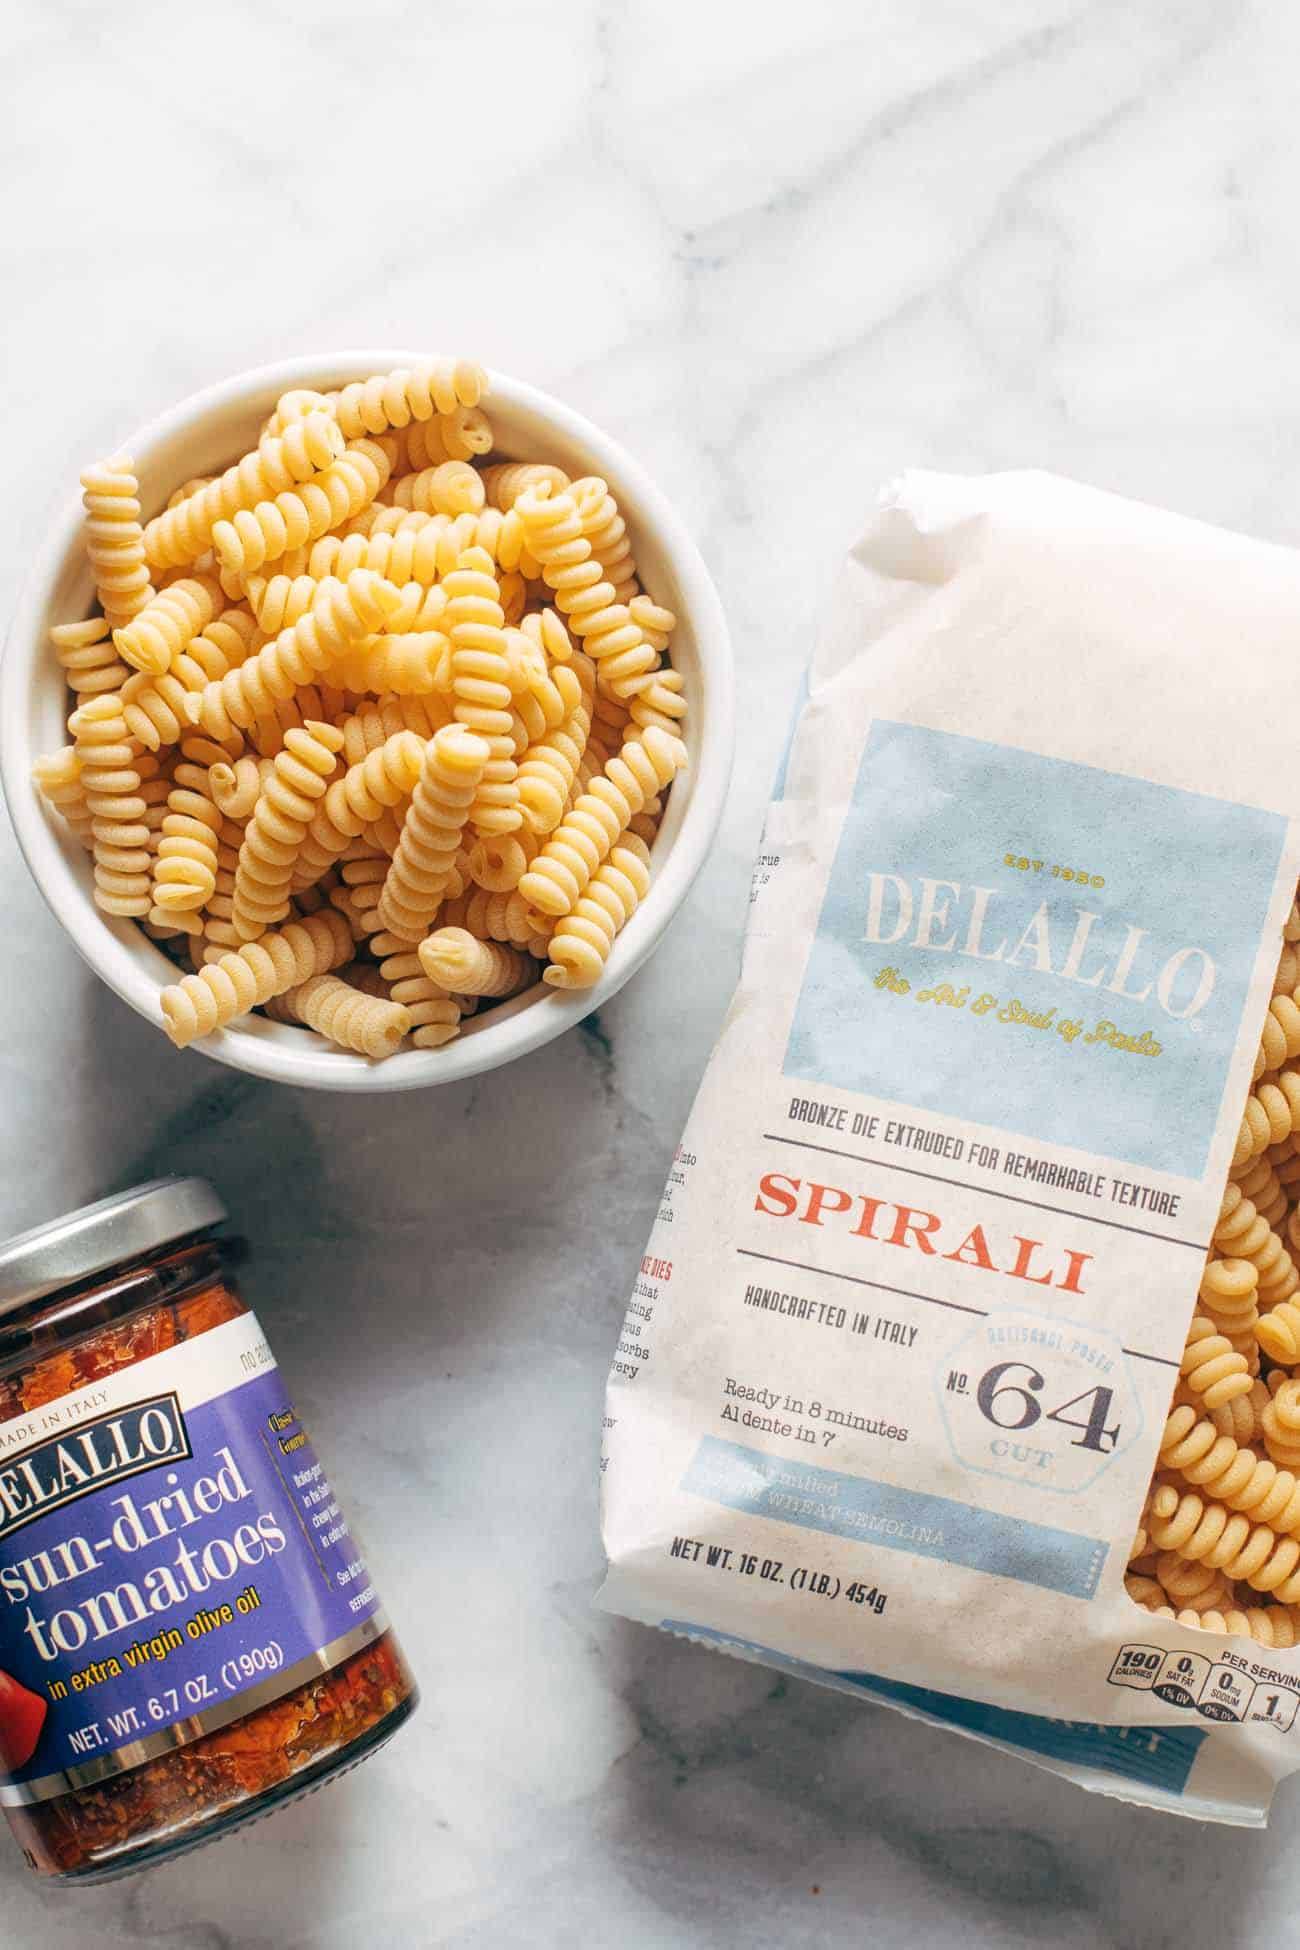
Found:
<box><xmin>600</xmin><ymin>470</ymin><xmax>1300</xmax><ymax>1824</ymax></box>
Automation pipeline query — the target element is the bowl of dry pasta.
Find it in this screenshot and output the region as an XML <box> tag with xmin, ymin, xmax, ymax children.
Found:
<box><xmin>2</xmin><ymin>352</ymin><xmax>733</xmax><ymax>1088</ymax></box>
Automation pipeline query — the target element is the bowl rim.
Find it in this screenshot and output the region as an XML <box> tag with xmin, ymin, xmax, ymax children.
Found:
<box><xmin>1</xmin><ymin>350</ymin><xmax>735</xmax><ymax>1091</ymax></box>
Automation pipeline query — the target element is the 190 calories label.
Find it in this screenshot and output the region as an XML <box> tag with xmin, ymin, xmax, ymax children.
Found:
<box><xmin>0</xmin><ymin>1314</ymin><xmax>385</xmax><ymax>1805</ymax></box>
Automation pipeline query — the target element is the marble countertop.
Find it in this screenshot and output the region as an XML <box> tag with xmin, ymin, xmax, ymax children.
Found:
<box><xmin>4</xmin><ymin>0</ymin><xmax>1300</xmax><ymax>1941</ymax></box>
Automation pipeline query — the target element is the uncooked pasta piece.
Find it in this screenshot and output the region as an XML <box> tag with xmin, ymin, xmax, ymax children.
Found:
<box><xmin>1263</xmin><ymin>1381</ymin><xmax>1300</xmax><ymax>1469</ymax></box>
<box><xmin>445</xmin><ymin>547</ymin><xmax>520</xmax><ymax>835</ymax></box>
<box><xmin>71</xmin><ymin>693</ymin><xmax>152</xmax><ymax>916</ymax></box>
<box><xmin>291</xmin><ymin>730</ymin><xmax>427</xmax><ymax>888</ymax></box>
<box><xmin>371</xmin><ymin>931</ymin><xmax>465</xmax><ymax>1049</ymax></box>
<box><xmin>113</xmin><ymin>575</ymin><xmax>224</xmax><ymax>677</ymax></box>
<box><xmin>519</xmin><ymin>727</ymin><xmax>685</xmax><ymax>918</ymax></box>
<box><xmin>212</xmin><ymin>438</ymin><xmax>396</xmax><ymax>577</ymax></box>
<box><xmin>159</xmin><ymin>910</ymin><xmax>353</xmax><ymax>1046</ymax></box>
<box><xmin>232</xmin><ymin>721</ymin><xmax>343</xmax><ymax>940</ymax></box>
<box><xmin>387</xmin><ymin>460</ymin><xmax>485</xmax><ymax>517</ymax></box>
<box><xmin>543</xmin><ymin>834</ymin><xmax>651</xmax><ymax>989</ymax></box>
<box><xmin>404</xmin><ymin>406</ymin><xmax>493</xmax><ymax>469</ymax></box>
<box><xmin>376</xmin><ymin>724</ymin><xmax>489</xmax><ymax>942</ymax></box>
<box><xmin>143</xmin><ymin>413</ymin><xmax>344</xmax><ymax>568</ymax></box>
<box><xmin>152</xmin><ymin>764</ymin><xmax>223</xmax><ymax>912</ymax></box>
<box><xmin>417</xmin><ymin>927</ymin><xmax>535</xmax><ymax>999</ymax></box>
<box><xmin>32</xmin><ymin>747</ymin><xmax>93</xmax><ymax>847</ymax></box>
<box><xmin>191</xmin><ymin>569</ymin><xmax>402</xmax><ymax>737</ymax></box>
<box><xmin>266</xmin><ymin>971</ymin><xmax>411</xmax><ymax>1059</ymax></box>
<box><xmin>516</xmin><ymin>484</ymin><xmax>658</xmax><ymax>698</ymax></box>
<box><xmin>482</xmin><ymin>462</ymin><xmax>570</xmax><ymax>510</ymax></box>
<box><xmin>323</xmin><ymin>629</ymin><xmax>449</xmax><ymax>696</ymax></box>
<box><xmin>50</xmin><ymin>617</ymin><xmax>129</xmax><ymax>698</ymax></box>
<box><xmin>79</xmin><ymin>456</ymin><xmax>154</xmax><ymax>627</ymax></box>
<box><xmin>329</xmin><ymin>360</ymin><xmax>486</xmax><ymax>440</ymax></box>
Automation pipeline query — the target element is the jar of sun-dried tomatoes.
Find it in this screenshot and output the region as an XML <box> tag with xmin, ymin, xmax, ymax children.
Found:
<box><xmin>0</xmin><ymin>1178</ymin><xmax>416</xmax><ymax>1882</ymax></box>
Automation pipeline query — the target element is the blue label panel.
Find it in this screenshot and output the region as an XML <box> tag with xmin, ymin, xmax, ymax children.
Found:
<box><xmin>664</xmin><ymin>1622</ymin><xmax>1206</xmax><ymax>1796</ymax></box>
<box><xmin>682</xmin><ymin>1436</ymin><xmax>1108</xmax><ymax>1599</ymax></box>
<box><xmin>785</xmin><ymin>720</ymin><xmax>1285</xmax><ymax>1179</ymax></box>
<box><xmin>0</xmin><ymin>1367</ymin><xmax>380</xmax><ymax>1790</ymax></box>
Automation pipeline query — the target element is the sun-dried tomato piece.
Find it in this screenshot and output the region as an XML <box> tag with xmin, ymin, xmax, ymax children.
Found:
<box><xmin>8</xmin><ymin>1637</ymin><xmax>413</xmax><ymax>1873</ymax></box>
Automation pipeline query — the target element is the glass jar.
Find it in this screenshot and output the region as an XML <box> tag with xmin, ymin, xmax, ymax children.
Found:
<box><xmin>0</xmin><ymin>1178</ymin><xmax>416</xmax><ymax>1882</ymax></box>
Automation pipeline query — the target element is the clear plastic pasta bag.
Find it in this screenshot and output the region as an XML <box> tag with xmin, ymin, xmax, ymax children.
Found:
<box><xmin>599</xmin><ymin>471</ymin><xmax>1300</xmax><ymax>1824</ymax></box>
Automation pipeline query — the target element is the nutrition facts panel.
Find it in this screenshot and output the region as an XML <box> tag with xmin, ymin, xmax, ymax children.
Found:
<box><xmin>1108</xmin><ymin>1643</ymin><xmax>1300</xmax><ymax>1730</ymax></box>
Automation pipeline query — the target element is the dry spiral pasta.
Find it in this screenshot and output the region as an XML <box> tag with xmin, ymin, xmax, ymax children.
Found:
<box><xmin>1260</xmin><ymin>1301</ymin><xmax>1300</xmax><ymax>1364</ymax></box>
<box><xmin>465</xmin><ymin>830</ymin><xmax>537</xmax><ymax>893</ymax></box>
<box><xmin>1153</xmin><ymin>1552</ymin><xmax>1233</xmax><ymax>1613</ymax></box>
<box><xmin>70</xmin><ymin>693</ymin><xmax>152</xmax><ymax>917</ymax></box>
<box><xmin>1263</xmin><ymin>1381</ymin><xmax>1300</xmax><ymax>1469</ymax></box>
<box><xmin>247</xmin><ymin>681</ymin><xmax>352</xmax><ymax>758</ymax></box>
<box><xmin>1216</xmin><ymin>1181</ymin><xmax>1300</xmax><ymax>1305</ymax></box>
<box><xmin>79</xmin><ymin>457</ymin><xmax>154</xmax><ymax>628</ymax></box>
<box><xmin>438</xmin><ymin>886</ymin><xmax>552</xmax><ymax>960</ymax></box>
<box><xmin>151</xmin><ymin>764</ymin><xmax>223</xmax><ymax>913</ymax></box>
<box><xmin>1178</xmin><ymin>1316</ymin><xmax>1253</xmax><ymax>1408</ymax></box>
<box><xmin>516</xmin><ymin>484</ymin><xmax>658</xmax><ymax>699</ymax></box>
<box><xmin>212</xmin><ymin>437</ymin><xmax>396</xmax><ymax>577</ymax></box>
<box><xmin>1159</xmin><ymin>1406</ymin><xmax>1300</xmax><ymax>1534</ymax></box>
<box><xmin>1207</xmin><ymin>1376</ymin><xmax>1272</xmax><ymax>1445</ymax></box>
<box><xmin>191</xmin><ymin>569</ymin><xmax>402</xmax><ymax>738</ymax></box>
<box><xmin>628</xmin><ymin>664</ymin><xmax>687</xmax><ymax>739</ymax></box>
<box><xmin>36</xmin><ymin>359</ymin><xmax>689</xmax><ymax>1055</ymax></box>
<box><xmin>403</xmin><ymin>407</ymin><xmax>493</xmax><ymax>470</ymax></box>
<box><xmin>386</xmin><ymin>460</ymin><xmax>485</xmax><ymax>517</ymax></box>
<box><xmin>515</xmin><ymin>675</ymin><xmax>590</xmax><ymax>837</ymax></box>
<box><xmin>369</xmin><ymin>932</ymin><xmax>465</xmax><ymax>1049</ymax></box>
<box><xmin>1131</xmin><ymin>926</ymin><xmax>1300</xmax><ymax>1643</ymax></box>
<box><xmin>375</xmin><ymin>724</ymin><xmax>489</xmax><ymax>942</ymax></box>
<box><xmin>1237</xmin><ymin>1070</ymin><xmax>1300</xmax><ymax>1165</ymax></box>
<box><xmin>417</xmin><ymin>928</ymin><xmax>535</xmax><ymax>999</ymax></box>
<box><xmin>1238</xmin><ymin>1149</ymin><xmax>1289</xmax><ymax>1227</ymax></box>
<box><xmin>113</xmin><ymin>574</ymin><xmax>225</xmax><ymax>679</ymax></box>
<box><xmin>1147</xmin><ymin>1483</ymin><xmax>1300</xmax><ymax>1602</ymax></box>
<box><xmin>519</xmin><ymin>727</ymin><xmax>686</xmax><ymax>918</ymax></box>
<box><xmin>344</xmin><ymin>503</ymin><xmax>539</xmax><ymax>580</ymax></box>
<box><xmin>142</xmin><ymin>414</ymin><xmax>345</xmax><ymax>568</ymax></box>
<box><xmin>211</xmin><ymin>755</ymin><xmax>274</xmax><ymax>822</ymax></box>
<box><xmin>543</xmin><ymin>833</ymin><xmax>652</xmax><ymax>990</ymax></box>
<box><xmin>122</xmin><ymin>608</ymin><xmax>259</xmax><ymax>750</ymax></box>
<box><xmin>328</xmin><ymin>360</ymin><xmax>487</xmax><ymax>440</ymax></box>
<box><xmin>338</xmin><ymin>693</ymin><xmax>447</xmax><ymax>766</ymax></box>
<box><xmin>482</xmin><ymin>462</ymin><xmax>570</xmax><ymax>510</ymax></box>
<box><xmin>323</xmin><ymin>629</ymin><xmax>450</xmax><ymax>697</ymax></box>
<box><xmin>51</xmin><ymin>617</ymin><xmax>129</xmax><ymax>699</ymax></box>
<box><xmin>32</xmin><ymin>747</ymin><xmax>94</xmax><ymax>848</ymax></box>
<box><xmin>265</xmin><ymin>971</ymin><xmax>411</xmax><ymax>1059</ymax></box>
<box><xmin>1258</xmin><ymin>992</ymin><xmax>1300</xmax><ymax>1077</ymax></box>
<box><xmin>1198</xmin><ymin>1257</ymin><xmax>1260</xmax><ymax>1354</ymax></box>
<box><xmin>159</xmin><ymin>910</ymin><xmax>354</xmax><ymax>1046</ymax></box>
<box><xmin>572</xmin><ymin>475</ymin><xmax>639</xmax><ymax>603</ymax></box>
<box><xmin>445</xmin><ymin>546</ymin><xmax>521</xmax><ymax>835</ymax></box>
<box><xmin>292</xmin><ymin>730</ymin><xmax>428</xmax><ymax>888</ymax></box>
<box><xmin>231</xmin><ymin>720</ymin><xmax>344</xmax><ymax>941</ymax></box>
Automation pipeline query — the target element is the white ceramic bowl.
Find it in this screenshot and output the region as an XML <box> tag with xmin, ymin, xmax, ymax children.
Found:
<box><xmin>2</xmin><ymin>351</ymin><xmax>734</xmax><ymax>1090</ymax></box>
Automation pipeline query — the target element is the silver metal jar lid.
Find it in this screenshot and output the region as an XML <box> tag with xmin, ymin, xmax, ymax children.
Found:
<box><xmin>0</xmin><ymin>1177</ymin><xmax>227</xmax><ymax>1318</ymax></box>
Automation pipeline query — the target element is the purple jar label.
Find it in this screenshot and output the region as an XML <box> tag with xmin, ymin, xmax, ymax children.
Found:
<box><xmin>0</xmin><ymin>1314</ymin><xmax>385</xmax><ymax>1805</ymax></box>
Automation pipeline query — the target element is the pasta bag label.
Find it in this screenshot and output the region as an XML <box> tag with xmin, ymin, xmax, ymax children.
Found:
<box><xmin>600</xmin><ymin>470</ymin><xmax>1300</xmax><ymax>1824</ymax></box>
<box><xmin>0</xmin><ymin>1312</ymin><xmax>386</xmax><ymax>1809</ymax></box>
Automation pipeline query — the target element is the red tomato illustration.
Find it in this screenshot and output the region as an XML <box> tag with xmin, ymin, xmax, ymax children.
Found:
<box><xmin>0</xmin><ymin>1668</ymin><xmax>47</xmax><ymax>1770</ymax></box>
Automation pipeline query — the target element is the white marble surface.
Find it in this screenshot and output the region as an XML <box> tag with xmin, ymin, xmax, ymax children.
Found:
<box><xmin>4</xmin><ymin>0</ymin><xmax>1300</xmax><ymax>1940</ymax></box>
